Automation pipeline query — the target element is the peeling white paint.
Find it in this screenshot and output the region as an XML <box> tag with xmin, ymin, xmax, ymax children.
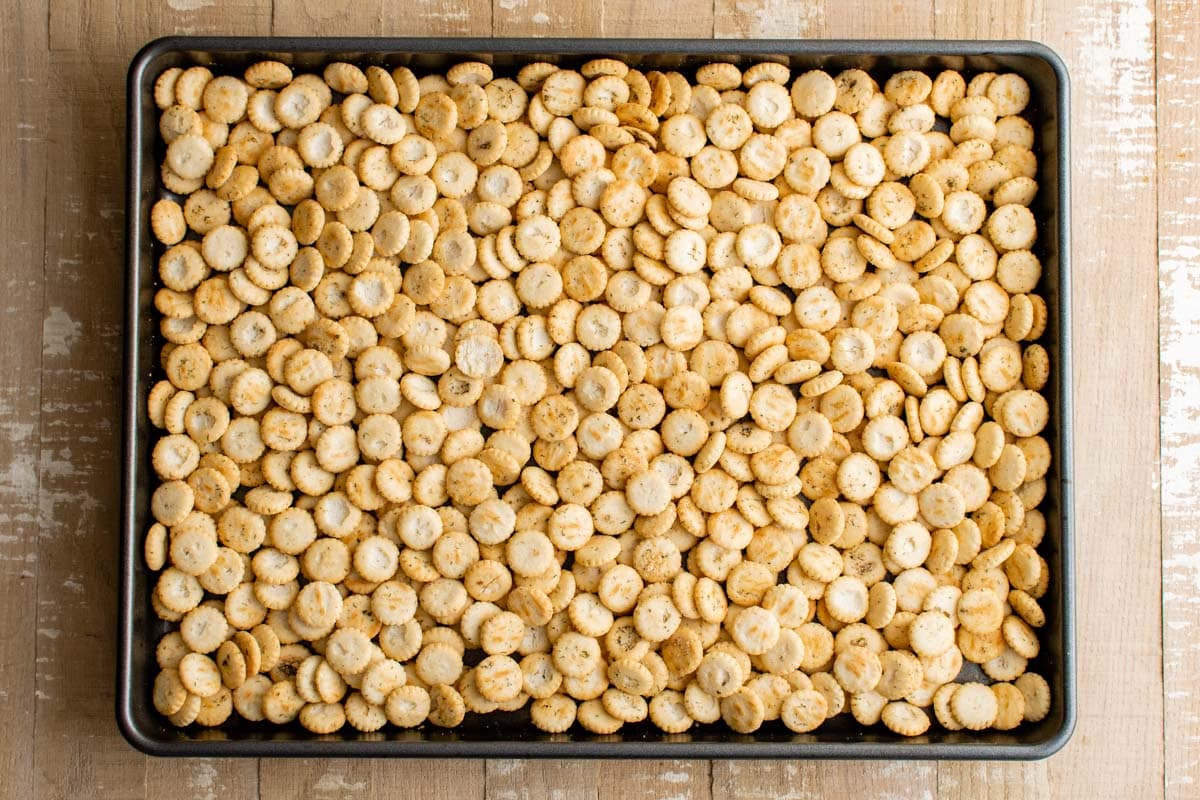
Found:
<box><xmin>1160</xmin><ymin>230</ymin><xmax>1200</xmax><ymax>513</ymax></box>
<box><xmin>312</xmin><ymin>773</ymin><xmax>369</xmax><ymax>796</ymax></box>
<box><xmin>0</xmin><ymin>452</ymin><xmax>38</xmax><ymax>496</ymax></box>
<box><xmin>433</xmin><ymin>7</ymin><xmax>469</xmax><ymax>22</ymax></box>
<box><xmin>1074</xmin><ymin>1</ymin><xmax>1156</xmax><ymax>186</ymax></box>
<box><xmin>42</xmin><ymin>307</ymin><xmax>80</xmax><ymax>357</ymax></box>
<box><xmin>165</xmin><ymin>0</ymin><xmax>214</xmax><ymax>10</ymax></box>
<box><xmin>1160</xmin><ymin>4</ymin><xmax>1200</xmax><ymax>793</ymax></box>
<box><xmin>725</xmin><ymin>0</ymin><xmax>823</xmax><ymax>38</ymax></box>
<box><xmin>183</xmin><ymin>762</ymin><xmax>218</xmax><ymax>800</ymax></box>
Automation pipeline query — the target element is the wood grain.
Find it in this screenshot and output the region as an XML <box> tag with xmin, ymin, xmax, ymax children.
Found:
<box><xmin>713</xmin><ymin>0</ymin><xmax>822</xmax><ymax>39</ymax></box>
<box><xmin>603</xmin><ymin>0</ymin><xmax>715</xmax><ymax>37</ymax></box>
<box><xmin>273</xmin><ymin>0</ymin><xmax>385</xmax><ymax>35</ymax></box>
<box><xmin>1039</xmin><ymin>1</ymin><xmax>1165</xmax><ymax>798</ymax></box>
<box><xmin>274</xmin><ymin>0</ymin><xmax>490</xmax><ymax>36</ymax></box>
<box><xmin>145</xmin><ymin>762</ymin><xmax>259</xmax><ymax>800</ymax></box>
<box><xmin>34</xmin><ymin>40</ymin><xmax>145</xmax><ymax>800</ymax></box>
<box><xmin>0</xmin><ymin>1</ymin><xmax>48</xmax><ymax>798</ymax></box>
<box><xmin>937</xmin><ymin>763</ymin><xmax>1051</xmax><ymax>800</ymax></box>
<box><xmin>136</xmin><ymin>0</ymin><xmax>273</xmax><ymax>38</ymax></box>
<box><xmin>485</xmin><ymin>757</ymin><xmax>712</xmax><ymax>800</ymax></box>
<box><xmin>494</xmin><ymin>0</ymin><xmax>602</xmax><ymax>36</ymax></box>
<box><xmin>486</xmin><ymin>759</ymin><xmax>601</xmax><ymax>800</ymax></box>
<box><xmin>712</xmin><ymin>760</ymin><xmax>937</xmax><ymax>800</ymax></box>
<box><xmin>829</xmin><ymin>0</ymin><xmax>933</xmax><ymax>37</ymax></box>
<box><xmin>257</xmin><ymin>759</ymin><xmax>485</xmax><ymax>800</ymax></box>
<box><xmin>933</xmin><ymin>0</ymin><xmax>1043</xmax><ymax>38</ymax></box>
<box><xmin>1157</xmin><ymin>0</ymin><xmax>1200</xmax><ymax>797</ymax></box>
<box><xmin>33</xmin><ymin>3</ymin><xmax>162</xmax><ymax>790</ymax></box>
<box><xmin>598</xmin><ymin>760</ymin><xmax>710</xmax><ymax>800</ymax></box>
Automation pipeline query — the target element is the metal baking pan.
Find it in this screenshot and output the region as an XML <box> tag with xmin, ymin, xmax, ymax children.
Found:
<box><xmin>120</xmin><ymin>36</ymin><xmax>1074</xmax><ymax>759</ymax></box>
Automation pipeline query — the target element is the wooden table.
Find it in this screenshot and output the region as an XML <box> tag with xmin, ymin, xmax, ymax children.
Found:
<box><xmin>0</xmin><ymin>0</ymin><xmax>1187</xmax><ymax>796</ymax></box>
